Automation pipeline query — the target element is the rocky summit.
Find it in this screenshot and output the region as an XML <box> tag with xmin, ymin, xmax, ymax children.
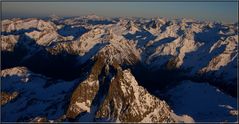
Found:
<box><xmin>1</xmin><ymin>16</ymin><xmax>237</xmax><ymax>122</ymax></box>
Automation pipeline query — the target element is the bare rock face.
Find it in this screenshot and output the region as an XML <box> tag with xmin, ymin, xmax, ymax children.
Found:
<box><xmin>1</xmin><ymin>67</ymin><xmax>30</xmax><ymax>83</ymax></box>
<box><xmin>1</xmin><ymin>92</ymin><xmax>19</xmax><ymax>105</ymax></box>
<box><xmin>66</xmin><ymin>65</ymin><xmax>193</xmax><ymax>122</ymax></box>
<box><xmin>66</xmin><ymin>51</ymin><xmax>192</xmax><ymax>122</ymax></box>
<box><xmin>66</xmin><ymin>55</ymin><xmax>105</xmax><ymax>118</ymax></box>
<box><xmin>1</xmin><ymin>67</ymin><xmax>29</xmax><ymax>77</ymax></box>
<box><xmin>1</xmin><ymin>35</ymin><xmax>20</xmax><ymax>51</ymax></box>
<box><xmin>66</xmin><ymin>74</ymin><xmax>100</xmax><ymax>119</ymax></box>
<box><xmin>95</xmin><ymin>69</ymin><xmax>175</xmax><ymax>122</ymax></box>
<box><xmin>1</xmin><ymin>16</ymin><xmax>237</xmax><ymax>122</ymax></box>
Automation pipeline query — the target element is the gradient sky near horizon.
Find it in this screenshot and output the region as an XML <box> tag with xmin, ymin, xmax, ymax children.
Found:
<box><xmin>2</xmin><ymin>2</ymin><xmax>238</xmax><ymax>23</ymax></box>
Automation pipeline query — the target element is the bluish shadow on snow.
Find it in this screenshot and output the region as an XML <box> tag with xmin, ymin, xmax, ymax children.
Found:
<box><xmin>194</xmin><ymin>25</ymin><xmax>221</xmax><ymax>43</ymax></box>
<box><xmin>145</xmin><ymin>37</ymin><xmax>176</xmax><ymax>55</ymax></box>
<box><xmin>1</xmin><ymin>33</ymin><xmax>106</xmax><ymax>81</ymax></box>
<box><xmin>165</xmin><ymin>80</ymin><xmax>237</xmax><ymax>122</ymax></box>
<box><xmin>1</xmin><ymin>73</ymin><xmax>81</xmax><ymax>121</ymax></box>
<box><xmin>181</xmin><ymin>25</ymin><xmax>226</xmax><ymax>72</ymax></box>
<box><xmin>123</xmin><ymin>30</ymin><xmax>156</xmax><ymax>48</ymax></box>
<box><xmin>2</xmin><ymin>28</ymin><xmax>40</xmax><ymax>36</ymax></box>
<box><xmin>87</xmin><ymin>20</ymin><xmax>116</xmax><ymax>25</ymax></box>
<box><xmin>77</xmin><ymin>42</ymin><xmax>109</xmax><ymax>65</ymax></box>
<box><xmin>57</xmin><ymin>25</ymin><xmax>88</xmax><ymax>40</ymax></box>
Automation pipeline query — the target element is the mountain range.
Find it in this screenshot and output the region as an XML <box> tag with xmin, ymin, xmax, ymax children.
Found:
<box><xmin>1</xmin><ymin>15</ymin><xmax>238</xmax><ymax>122</ymax></box>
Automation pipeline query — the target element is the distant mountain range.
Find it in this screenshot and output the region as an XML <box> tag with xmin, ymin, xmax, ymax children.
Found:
<box><xmin>1</xmin><ymin>15</ymin><xmax>238</xmax><ymax>122</ymax></box>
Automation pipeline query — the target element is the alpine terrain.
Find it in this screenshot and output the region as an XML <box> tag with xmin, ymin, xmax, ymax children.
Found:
<box><xmin>1</xmin><ymin>15</ymin><xmax>238</xmax><ymax>122</ymax></box>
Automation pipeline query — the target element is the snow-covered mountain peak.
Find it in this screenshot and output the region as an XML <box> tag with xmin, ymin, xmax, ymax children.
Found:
<box><xmin>1</xmin><ymin>16</ymin><xmax>237</xmax><ymax>122</ymax></box>
<box><xmin>2</xmin><ymin>18</ymin><xmax>56</xmax><ymax>32</ymax></box>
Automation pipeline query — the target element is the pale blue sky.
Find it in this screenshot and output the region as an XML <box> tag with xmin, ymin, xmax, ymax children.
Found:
<box><xmin>2</xmin><ymin>2</ymin><xmax>238</xmax><ymax>23</ymax></box>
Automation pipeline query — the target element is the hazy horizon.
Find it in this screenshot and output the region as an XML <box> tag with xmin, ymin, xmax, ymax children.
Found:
<box><xmin>2</xmin><ymin>2</ymin><xmax>238</xmax><ymax>24</ymax></box>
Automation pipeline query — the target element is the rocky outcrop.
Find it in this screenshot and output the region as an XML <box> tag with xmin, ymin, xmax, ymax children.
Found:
<box><xmin>1</xmin><ymin>16</ymin><xmax>237</xmax><ymax>122</ymax></box>
<box><xmin>66</xmin><ymin>50</ymin><xmax>192</xmax><ymax>122</ymax></box>
<box><xmin>1</xmin><ymin>92</ymin><xmax>19</xmax><ymax>105</ymax></box>
<box><xmin>1</xmin><ymin>66</ymin><xmax>29</xmax><ymax>77</ymax></box>
<box><xmin>95</xmin><ymin>69</ymin><xmax>176</xmax><ymax>122</ymax></box>
<box><xmin>1</xmin><ymin>35</ymin><xmax>20</xmax><ymax>51</ymax></box>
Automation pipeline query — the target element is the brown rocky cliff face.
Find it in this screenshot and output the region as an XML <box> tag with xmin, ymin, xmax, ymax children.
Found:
<box><xmin>65</xmin><ymin>50</ymin><xmax>181</xmax><ymax>122</ymax></box>
<box><xmin>95</xmin><ymin>69</ymin><xmax>175</xmax><ymax>122</ymax></box>
<box><xmin>1</xmin><ymin>92</ymin><xmax>19</xmax><ymax>106</ymax></box>
<box><xmin>66</xmin><ymin>56</ymin><xmax>106</xmax><ymax>119</ymax></box>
